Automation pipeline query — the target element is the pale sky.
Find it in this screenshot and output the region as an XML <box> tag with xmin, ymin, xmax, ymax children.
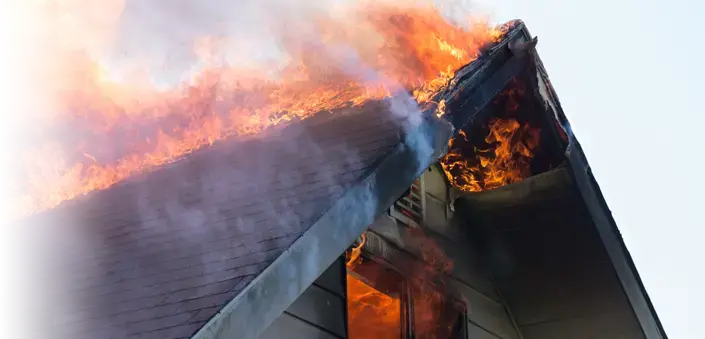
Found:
<box><xmin>472</xmin><ymin>0</ymin><xmax>705</xmax><ymax>337</ymax></box>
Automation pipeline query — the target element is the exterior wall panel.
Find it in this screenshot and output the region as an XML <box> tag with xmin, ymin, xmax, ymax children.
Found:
<box><xmin>521</xmin><ymin>311</ymin><xmax>644</xmax><ymax>339</ymax></box>
<box><xmin>467</xmin><ymin>322</ymin><xmax>503</xmax><ymax>339</ymax></box>
<box><xmin>259</xmin><ymin>313</ymin><xmax>341</xmax><ymax>339</ymax></box>
<box><xmin>260</xmin><ymin>258</ymin><xmax>347</xmax><ymax>339</ymax></box>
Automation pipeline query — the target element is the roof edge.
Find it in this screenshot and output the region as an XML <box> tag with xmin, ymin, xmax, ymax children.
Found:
<box><xmin>528</xmin><ymin>34</ymin><xmax>668</xmax><ymax>336</ymax></box>
<box><xmin>191</xmin><ymin>115</ymin><xmax>454</xmax><ymax>339</ymax></box>
<box><xmin>501</xmin><ymin>22</ymin><xmax>667</xmax><ymax>337</ymax></box>
<box><xmin>565</xmin><ymin>139</ymin><xmax>668</xmax><ymax>339</ymax></box>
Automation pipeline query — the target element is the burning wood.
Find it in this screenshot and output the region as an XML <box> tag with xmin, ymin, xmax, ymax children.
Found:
<box><xmin>440</xmin><ymin>79</ymin><xmax>542</xmax><ymax>193</ymax></box>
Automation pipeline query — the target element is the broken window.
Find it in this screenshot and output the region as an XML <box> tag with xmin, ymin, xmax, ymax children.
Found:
<box><xmin>347</xmin><ymin>272</ymin><xmax>402</xmax><ymax>339</ymax></box>
<box><xmin>346</xmin><ymin>257</ymin><xmax>466</xmax><ymax>339</ymax></box>
<box><xmin>411</xmin><ymin>282</ymin><xmax>466</xmax><ymax>339</ymax></box>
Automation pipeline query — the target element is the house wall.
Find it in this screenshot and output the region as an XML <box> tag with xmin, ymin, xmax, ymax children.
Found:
<box><xmin>455</xmin><ymin>167</ymin><xmax>648</xmax><ymax>339</ymax></box>
<box><xmin>368</xmin><ymin>166</ymin><xmax>522</xmax><ymax>339</ymax></box>
<box><xmin>259</xmin><ymin>257</ymin><xmax>347</xmax><ymax>339</ymax></box>
<box><xmin>259</xmin><ymin>165</ymin><xmax>525</xmax><ymax>339</ymax></box>
<box><xmin>474</xmin><ymin>190</ymin><xmax>646</xmax><ymax>339</ymax></box>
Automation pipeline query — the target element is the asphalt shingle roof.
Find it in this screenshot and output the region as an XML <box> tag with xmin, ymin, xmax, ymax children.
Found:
<box><xmin>28</xmin><ymin>103</ymin><xmax>402</xmax><ymax>339</ymax></box>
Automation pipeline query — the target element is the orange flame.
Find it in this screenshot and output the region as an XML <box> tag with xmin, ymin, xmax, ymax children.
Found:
<box><xmin>346</xmin><ymin>227</ymin><xmax>457</xmax><ymax>338</ymax></box>
<box><xmin>345</xmin><ymin>231</ymin><xmax>401</xmax><ymax>338</ymax></box>
<box><xmin>345</xmin><ymin>231</ymin><xmax>402</xmax><ymax>339</ymax></box>
<box><xmin>346</xmin><ymin>232</ymin><xmax>367</xmax><ymax>269</ymax></box>
<box><xmin>440</xmin><ymin>119</ymin><xmax>541</xmax><ymax>192</ymax></box>
<box><xmin>347</xmin><ymin>273</ymin><xmax>402</xmax><ymax>339</ymax></box>
<box><xmin>10</xmin><ymin>2</ymin><xmax>506</xmax><ymax>219</ymax></box>
<box><xmin>440</xmin><ymin>79</ymin><xmax>541</xmax><ymax>192</ymax></box>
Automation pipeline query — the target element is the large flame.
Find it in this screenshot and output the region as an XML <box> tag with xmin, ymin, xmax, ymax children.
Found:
<box><xmin>440</xmin><ymin>119</ymin><xmax>541</xmax><ymax>192</ymax></box>
<box><xmin>345</xmin><ymin>228</ymin><xmax>456</xmax><ymax>338</ymax></box>
<box><xmin>345</xmin><ymin>231</ymin><xmax>400</xmax><ymax>338</ymax></box>
<box><xmin>347</xmin><ymin>273</ymin><xmax>402</xmax><ymax>339</ymax></box>
<box><xmin>440</xmin><ymin>80</ymin><xmax>541</xmax><ymax>192</ymax></box>
<box><xmin>10</xmin><ymin>1</ymin><xmax>505</xmax><ymax>219</ymax></box>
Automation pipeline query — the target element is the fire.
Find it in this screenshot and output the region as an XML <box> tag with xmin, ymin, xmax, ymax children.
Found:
<box><xmin>10</xmin><ymin>1</ymin><xmax>506</xmax><ymax>219</ymax></box>
<box><xmin>346</xmin><ymin>232</ymin><xmax>402</xmax><ymax>339</ymax></box>
<box><xmin>345</xmin><ymin>231</ymin><xmax>400</xmax><ymax>338</ymax></box>
<box><xmin>440</xmin><ymin>119</ymin><xmax>541</xmax><ymax>192</ymax></box>
<box><xmin>440</xmin><ymin>80</ymin><xmax>541</xmax><ymax>192</ymax></box>
<box><xmin>346</xmin><ymin>232</ymin><xmax>367</xmax><ymax>269</ymax></box>
<box><xmin>345</xmin><ymin>228</ymin><xmax>456</xmax><ymax>338</ymax></box>
<box><xmin>346</xmin><ymin>274</ymin><xmax>401</xmax><ymax>339</ymax></box>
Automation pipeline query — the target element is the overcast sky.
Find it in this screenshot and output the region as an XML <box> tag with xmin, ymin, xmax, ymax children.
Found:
<box><xmin>470</xmin><ymin>0</ymin><xmax>704</xmax><ymax>337</ymax></box>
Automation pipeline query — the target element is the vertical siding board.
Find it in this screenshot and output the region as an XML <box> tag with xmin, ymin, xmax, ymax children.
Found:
<box><xmin>259</xmin><ymin>313</ymin><xmax>342</xmax><ymax>339</ymax></box>
<box><xmin>260</xmin><ymin>258</ymin><xmax>347</xmax><ymax>339</ymax></box>
<box><xmin>314</xmin><ymin>257</ymin><xmax>346</xmax><ymax>298</ymax></box>
<box><xmin>467</xmin><ymin>321</ymin><xmax>503</xmax><ymax>339</ymax></box>
<box><xmin>285</xmin><ymin>285</ymin><xmax>346</xmax><ymax>338</ymax></box>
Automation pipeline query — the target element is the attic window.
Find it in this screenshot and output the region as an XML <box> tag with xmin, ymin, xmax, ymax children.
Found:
<box><xmin>389</xmin><ymin>178</ymin><xmax>425</xmax><ymax>227</ymax></box>
<box><xmin>346</xmin><ymin>257</ymin><xmax>466</xmax><ymax>339</ymax></box>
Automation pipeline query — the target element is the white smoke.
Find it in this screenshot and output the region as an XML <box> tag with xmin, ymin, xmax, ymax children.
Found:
<box><xmin>316</xmin><ymin>41</ymin><xmax>434</xmax><ymax>171</ymax></box>
<box><xmin>105</xmin><ymin>0</ymin><xmax>489</xmax><ymax>86</ymax></box>
<box><xmin>106</xmin><ymin>0</ymin><xmax>354</xmax><ymax>86</ymax></box>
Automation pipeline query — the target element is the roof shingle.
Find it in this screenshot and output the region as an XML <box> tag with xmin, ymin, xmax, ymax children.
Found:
<box><xmin>29</xmin><ymin>103</ymin><xmax>402</xmax><ymax>338</ymax></box>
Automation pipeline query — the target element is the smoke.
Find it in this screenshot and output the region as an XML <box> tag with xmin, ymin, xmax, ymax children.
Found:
<box><xmin>432</xmin><ymin>0</ymin><xmax>495</xmax><ymax>26</ymax></box>
<box><xmin>106</xmin><ymin>0</ymin><xmax>358</xmax><ymax>85</ymax></box>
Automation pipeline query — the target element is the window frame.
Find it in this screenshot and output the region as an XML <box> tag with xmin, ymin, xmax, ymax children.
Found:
<box><xmin>346</xmin><ymin>251</ymin><xmax>467</xmax><ymax>339</ymax></box>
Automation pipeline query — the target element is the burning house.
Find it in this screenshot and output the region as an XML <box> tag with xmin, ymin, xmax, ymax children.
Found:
<box><xmin>19</xmin><ymin>12</ymin><xmax>666</xmax><ymax>339</ymax></box>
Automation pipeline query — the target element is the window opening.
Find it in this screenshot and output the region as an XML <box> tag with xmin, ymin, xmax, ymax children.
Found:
<box><xmin>390</xmin><ymin>178</ymin><xmax>426</xmax><ymax>228</ymax></box>
<box><xmin>346</xmin><ymin>260</ymin><xmax>404</xmax><ymax>339</ymax></box>
<box><xmin>346</xmin><ymin>250</ymin><xmax>466</xmax><ymax>339</ymax></box>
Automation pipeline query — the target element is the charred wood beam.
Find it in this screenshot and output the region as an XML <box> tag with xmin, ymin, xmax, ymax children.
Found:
<box><xmin>441</xmin><ymin>25</ymin><xmax>537</xmax><ymax>135</ymax></box>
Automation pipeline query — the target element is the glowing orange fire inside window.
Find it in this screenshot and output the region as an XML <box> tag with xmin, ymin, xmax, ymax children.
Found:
<box><xmin>346</xmin><ymin>273</ymin><xmax>401</xmax><ymax>339</ymax></box>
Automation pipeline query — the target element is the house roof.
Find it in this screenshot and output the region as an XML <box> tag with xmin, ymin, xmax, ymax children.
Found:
<box><xmin>27</xmin><ymin>101</ymin><xmax>452</xmax><ymax>339</ymax></box>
